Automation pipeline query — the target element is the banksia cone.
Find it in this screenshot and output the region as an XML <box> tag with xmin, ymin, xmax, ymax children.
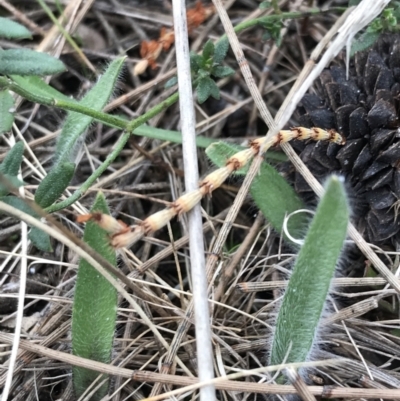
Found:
<box><xmin>284</xmin><ymin>34</ymin><xmax>400</xmax><ymax>247</ymax></box>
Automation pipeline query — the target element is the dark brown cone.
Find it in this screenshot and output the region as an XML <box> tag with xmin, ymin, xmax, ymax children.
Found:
<box><xmin>282</xmin><ymin>34</ymin><xmax>400</xmax><ymax>247</ymax></box>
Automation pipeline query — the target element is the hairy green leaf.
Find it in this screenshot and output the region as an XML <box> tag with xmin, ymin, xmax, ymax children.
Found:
<box><xmin>72</xmin><ymin>192</ymin><xmax>117</xmax><ymax>400</ymax></box>
<box><xmin>212</xmin><ymin>65</ymin><xmax>235</xmax><ymax>78</ymax></box>
<box><xmin>0</xmin><ymin>90</ymin><xmax>15</xmax><ymax>134</ymax></box>
<box><xmin>0</xmin><ymin>195</ymin><xmax>37</xmax><ymax>217</ymax></box>
<box><xmin>214</xmin><ymin>38</ymin><xmax>230</xmax><ymax>64</ymax></box>
<box><xmin>208</xmin><ymin>79</ymin><xmax>220</xmax><ymax>100</ymax></box>
<box><xmin>206</xmin><ymin>141</ymin><xmax>303</xmax><ymax>239</ymax></box>
<box><xmin>350</xmin><ymin>31</ymin><xmax>381</xmax><ymax>56</ymax></box>
<box><xmin>29</xmin><ymin>226</ymin><xmax>52</xmax><ymax>252</ymax></box>
<box><xmin>0</xmin><ymin>142</ymin><xmax>24</xmax><ymax>176</ymax></box>
<box><xmin>202</xmin><ymin>40</ymin><xmax>215</xmax><ymax>61</ymax></box>
<box><xmin>0</xmin><ymin>195</ymin><xmax>52</xmax><ymax>251</ymax></box>
<box><xmin>0</xmin><ymin>17</ymin><xmax>32</xmax><ymax>39</ymax></box>
<box><xmin>35</xmin><ymin>162</ymin><xmax>75</xmax><ymax>208</ymax></box>
<box><xmin>197</xmin><ymin>77</ymin><xmax>219</xmax><ymax>103</ymax></box>
<box><xmin>54</xmin><ymin>57</ymin><xmax>125</xmax><ymax>165</ymax></box>
<box><xmin>0</xmin><ymin>49</ymin><xmax>66</xmax><ymax>76</ymax></box>
<box><xmin>259</xmin><ymin>1</ymin><xmax>272</xmax><ymax>9</ymax></box>
<box><xmin>197</xmin><ymin>77</ymin><xmax>212</xmax><ymax>104</ymax></box>
<box><xmin>10</xmin><ymin>75</ymin><xmax>72</xmax><ymax>104</ymax></box>
<box><xmin>269</xmin><ymin>176</ymin><xmax>349</xmax><ymax>369</ymax></box>
<box><xmin>250</xmin><ymin>163</ymin><xmax>306</xmax><ymax>241</ymax></box>
<box><xmin>206</xmin><ymin>142</ymin><xmax>246</xmax><ymax>173</ymax></box>
<box><xmin>0</xmin><ymin>173</ymin><xmax>24</xmax><ymax>196</ymax></box>
<box><xmin>190</xmin><ymin>52</ymin><xmax>202</xmax><ymax>73</ymax></box>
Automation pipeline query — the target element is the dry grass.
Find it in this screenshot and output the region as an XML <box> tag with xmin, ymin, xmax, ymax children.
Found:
<box><xmin>1</xmin><ymin>0</ymin><xmax>400</xmax><ymax>400</ymax></box>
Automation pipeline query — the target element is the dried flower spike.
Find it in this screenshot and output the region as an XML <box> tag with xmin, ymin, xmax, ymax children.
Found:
<box><xmin>76</xmin><ymin>212</ymin><xmax>128</xmax><ymax>234</ymax></box>
<box><xmin>98</xmin><ymin>127</ymin><xmax>344</xmax><ymax>249</ymax></box>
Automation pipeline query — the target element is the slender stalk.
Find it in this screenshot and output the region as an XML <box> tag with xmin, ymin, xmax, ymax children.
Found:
<box><xmin>172</xmin><ymin>0</ymin><xmax>215</xmax><ymax>400</ymax></box>
<box><xmin>36</xmin><ymin>0</ymin><xmax>95</xmax><ymax>72</ymax></box>
<box><xmin>231</xmin><ymin>7</ymin><xmax>346</xmax><ymax>35</ymax></box>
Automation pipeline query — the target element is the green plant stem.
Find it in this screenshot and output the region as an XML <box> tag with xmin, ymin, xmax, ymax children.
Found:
<box><xmin>0</xmin><ymin>76</ymin><xmax>214</xmax><ymax>148</ymax></box>
<box><xmin>271</xmin><ymin>0</ymin><xmax>282</xmax><ymax>15</ymax></box>
<box><xmin>45</xmin><ymin>93</ymin><xmax>179</xmax><ymax>213</ymax></box>
<box><xmin>231</xmin><ymin>7</ymin><xmax>346</xmax><ymax>36</ymax></box>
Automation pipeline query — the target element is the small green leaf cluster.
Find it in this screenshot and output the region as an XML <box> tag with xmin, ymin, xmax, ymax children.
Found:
<box><xmin>191</xmin><ymin>38</ymin><xmax>235</xmax><ymax>104</ymax></box>
<box><xmin>351</xmin><ymin>2</ymin><xmax>400</xmax><ymax>55</ymax></box>
<box><xmin>368</xmin><ymin>6</ymin><xmax>400</xmax><ymax>33</ymax></box>
<box><xmin>259</xmin><ymin>0</ymin><xmax>281</xmax><ymax>16</ymax></box>
<box><xmin>261</xmin><ymin>19</ymin><xmax>283</xmax><ymax>47</ymax></box>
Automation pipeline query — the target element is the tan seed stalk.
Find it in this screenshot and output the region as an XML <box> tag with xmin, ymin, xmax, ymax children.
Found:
<box><xmin>78</xmin><ymin>127</ymin><xmax>345</xmax><ymax>248</ymax></box>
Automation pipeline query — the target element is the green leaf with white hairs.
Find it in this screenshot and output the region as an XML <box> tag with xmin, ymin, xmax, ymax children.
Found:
<box><xmin>206</xmin><ymin>142</ymin><xmax>247</xmax><ymax>174</ymax></box>
<box><xmin>269</xmin><ymin>176</ymin><xmax>349</xmax><ymax>369</ymax></box>
<box><xmin>0</xmin><ymin>49</ymin><xmax>66</xmax><ymax>76</ymax></box>
<box><xmin>0</xmin><ymin>18</ymin><xmax>32</xmax><ymax>39</ymax></box>
<box><xmin>0</xmin><ymin>90</ymin><xmax>15</xmax><ymax>134</ymax></box>
<box><xmin>197</xmin><ymin>77</ymin><xmax>220</xmax><ymax>103</ymax></box>
<box><xmin>202</xmin><ymin>40</ymin><xmax>215</xmax><ymax>61</ymax></box>
<box><xmin>72</xmin><ymin>192</ymin><xmax>117</xmax><ymax>400</ymax></box>
<box><xmin>212</xmin><ymin>65</ymin><xmax>235</xmax><ymax>78</ymax></box>
<box><xmin>0</xmin><ymin>195</ymin><xmax>52</xmax><ymax>251</ymax></box>
<box><xmin>29</xmin><ymin>226</ymin><xmax>52</xmax><ymax>252</ymax></box>
<box><xmin>190</xmin><ymin>52</ymin><xmax>202</xmax><ymax>73</ymax></box>
<box><xmin>0</xmin><ymin>142</ymin><xmax>24</xmax><ymax>176</ymax></box>
<box><xmin>350</xmin><ymin>31</ymin><xmax>381</xmax><ymax>56</ymax></box>
<box><xmin>0</xmin><ymin>174</ymin><xmax>24</xmax><ymax>196</ymax></box>
<box><xmin>213</xmin><ymin>38</ymin><xmax>230</xmax><ymax>64</ymax></box>
<box><xmin>54</xmin><ymin>57</ymin><xmax>125</xmax><ymax>165</ymax></box>
<box><xmin>206</xmin><ymin>141</ymin><xmax>287</xmax><ymax>166</ymax></box>
<box><xmin>0</xmin><ymin>196</ymin><xmax>37</xmax><ymax>217</ymax></box>
<box><xmin>35</xmin><ymin>162</ymin><xmax>75</xmax><ymax>208</ymax></box>
<box><xmin>10</xmin><ymin>75</ymin><xmax>72</xmax><ymax>104</ymax></box>
<box><xmin>250</xmin><ymin>163</ymin><xmax>306</xmax><ymax>241</ymax></box>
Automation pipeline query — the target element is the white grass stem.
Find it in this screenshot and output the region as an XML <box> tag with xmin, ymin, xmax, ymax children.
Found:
<box><xmin>1</xmin><ymin>133</ymin><xmax>28</xmax><ymax>401</ymax></box>
<box><xmin>172</xmin><ymin>0</ymin><xmax>215</xmax><ymax>399</ymax></box>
